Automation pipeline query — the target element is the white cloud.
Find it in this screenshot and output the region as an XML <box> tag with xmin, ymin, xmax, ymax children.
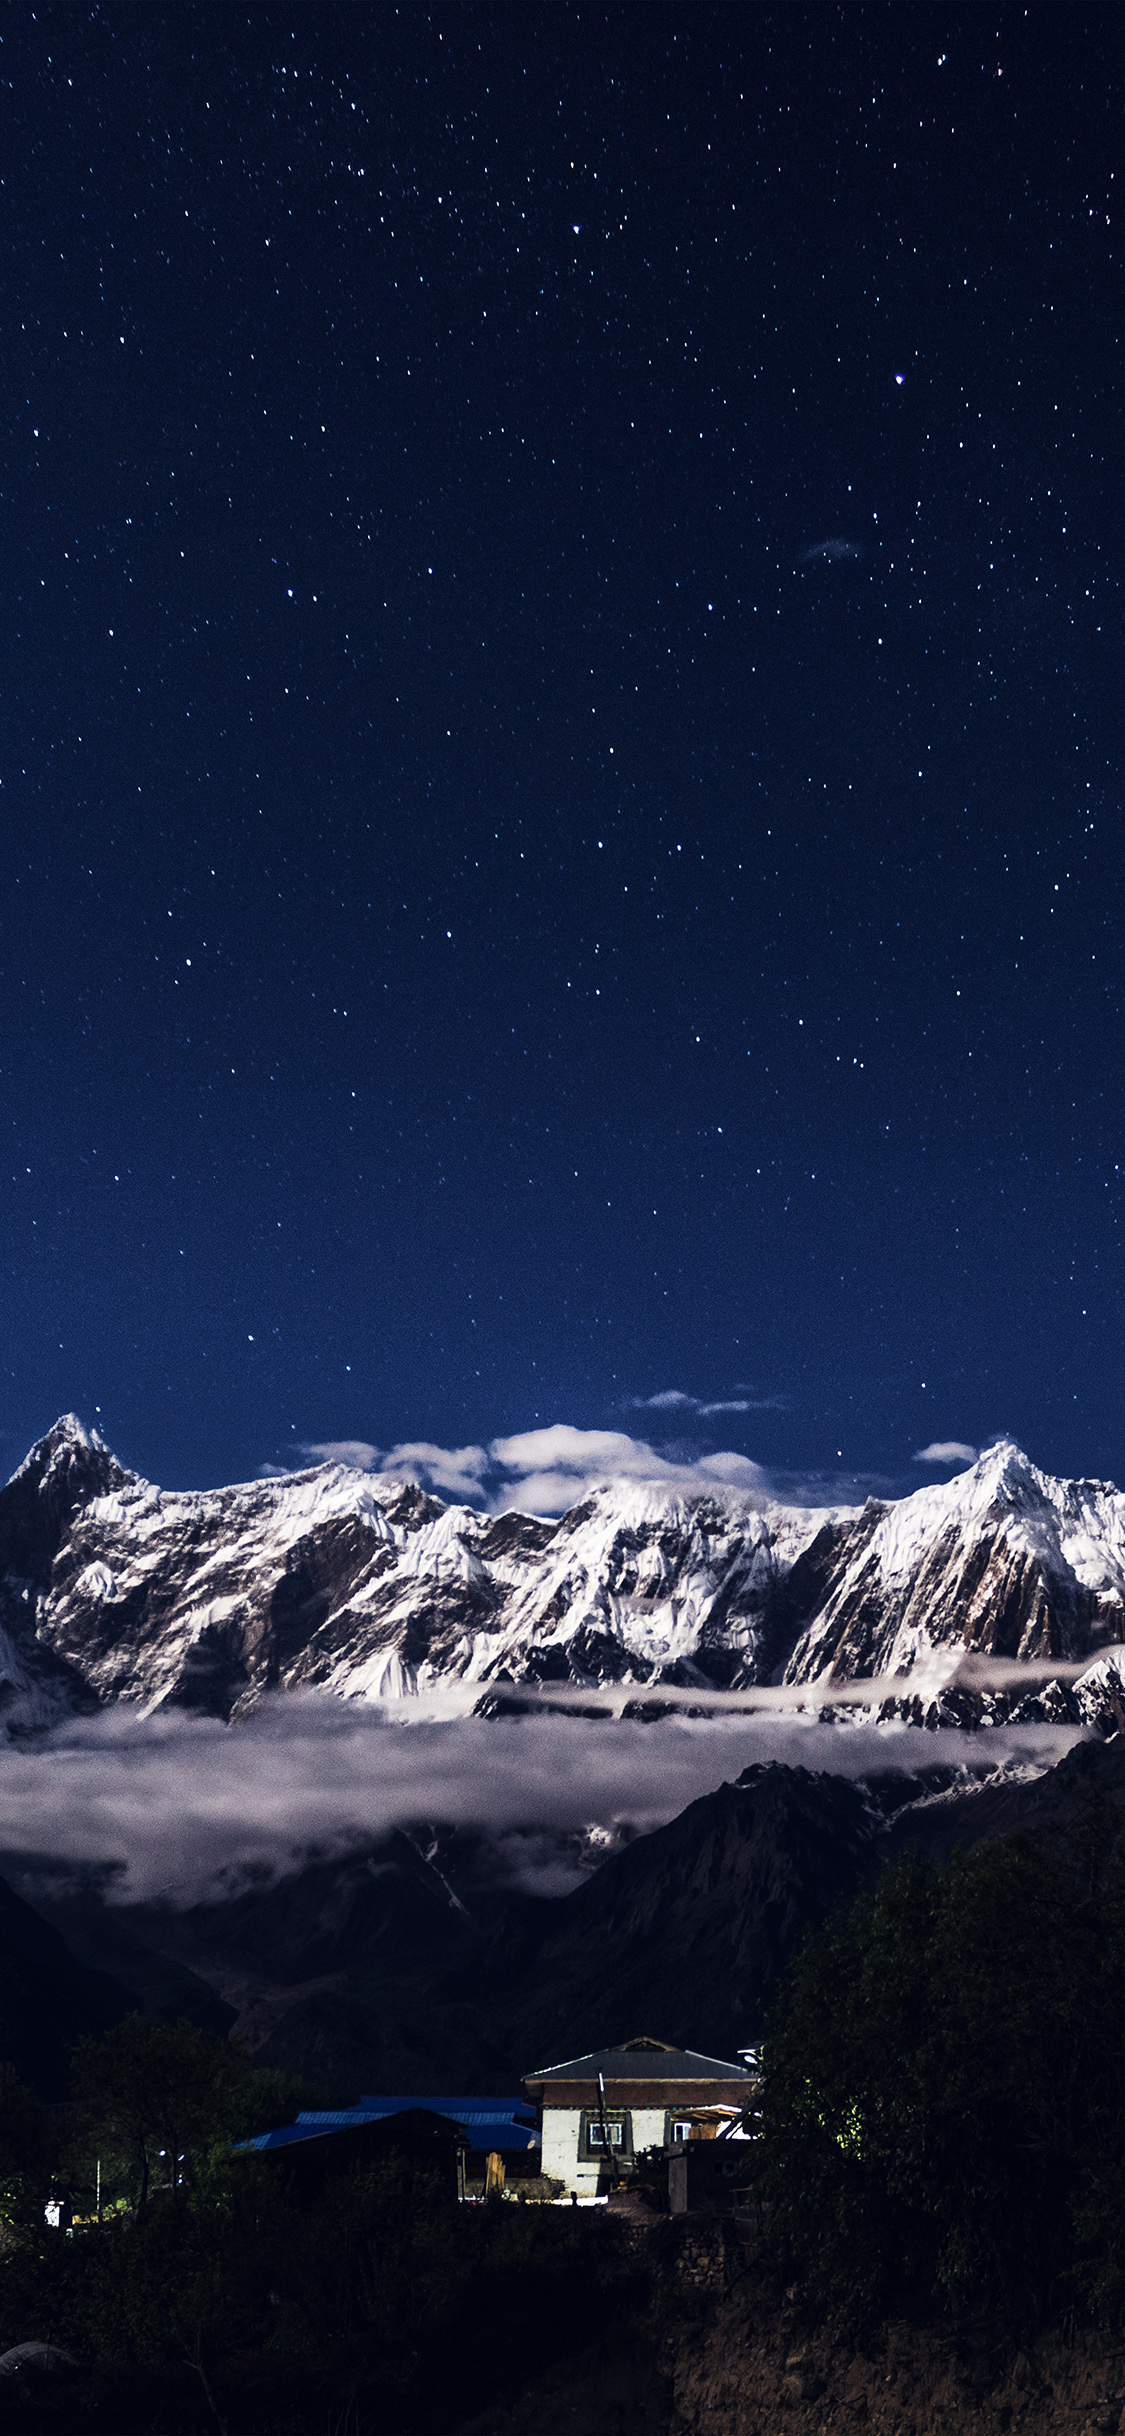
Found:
<box><xmin>372</xmin><ymin>1441</ymin><xmax>490</xmax><ymax>1501</ymax></box>
<box><xmin>914</xmin><ymin>1441</ymin><xmax>978</xmax><ymax>1467</ymax></box>
<box><xmin>299</xmin><ymin>1439</ymin><xmax>490</xmax><ymax>1501</ymax></box>
<box><xmin>487</xmin><ymin>1424</ymin><xmax>767</xmax><ymax>1513</ymax></box>
<box><xmin>302</xmin><ymin>1440</ymin><xmax>381</xmax><ymax>1471</ymax></box>
<box><xmin>280</xmin><ymin>1422</ymin><xmax>770</xmax><ymax>1515</ymax></box>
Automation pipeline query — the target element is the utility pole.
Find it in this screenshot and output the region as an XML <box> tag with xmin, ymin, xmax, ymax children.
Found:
<box><xmin>596</xmin><ymin>2072</ymin><xmax>619</xmax><ymax>2190</ymax></box>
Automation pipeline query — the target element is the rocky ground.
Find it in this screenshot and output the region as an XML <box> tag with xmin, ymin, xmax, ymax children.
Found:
<box><xmin>454</xmin><ymin>2217</ymin><xmax>1125</xmax><ymax>2436</ymax></box>
<box><xmin>4</xmin><ymin>2209</ymin><xmax>1121</xmax><ymax>2432</ymax></box>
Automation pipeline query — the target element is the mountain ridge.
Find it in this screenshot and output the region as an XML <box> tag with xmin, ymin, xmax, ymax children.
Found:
<box><xmin>2</xmin><ymin>1416</ymin><xmax>1125</xmax><ymax>1731</ymax></box>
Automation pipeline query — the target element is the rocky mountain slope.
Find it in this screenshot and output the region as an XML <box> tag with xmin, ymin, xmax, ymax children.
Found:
<box><xmin>233</xmin><ymin>1734</ymin><xmax>1125</xmax><ymax>2088</ymax></box>
<box><xmin>14</xmin><ymin>1733</ymin><xmax>1125</xmax><ymax>2101</ymax></box>
<box><xmin>3</xmin><ymin>1418</ymin><xmax>1125</xmax><ymax>1729</ymax></box>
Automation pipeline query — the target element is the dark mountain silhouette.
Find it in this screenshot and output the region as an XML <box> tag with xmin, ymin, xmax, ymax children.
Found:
<box><xmin>0</xmin><ymin>1874</ymin><xmax>128</xmax><ymax>2096</ymax></box>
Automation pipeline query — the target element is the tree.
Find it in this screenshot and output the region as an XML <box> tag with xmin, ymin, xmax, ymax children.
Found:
<box><xmin>756</xmin><ymin>1831</ymin><xmax>1125</xmax><ymax>2328</ymax></box>
<box><xmin>0</xmin><ymin>2064</ymin><xmax>56</xmax><ymax>2232</ymax></box>
<box><xmin>68</xmin><ymin>2016</ymin><xmax>302</xmax><ymax>2210</ymax></box>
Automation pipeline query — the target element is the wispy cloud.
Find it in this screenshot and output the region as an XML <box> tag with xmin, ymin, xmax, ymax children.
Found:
<box><xmin>301</xmin><ymin>1440</ymin><xmax>381</xmax><ymax>1472</ymax></box>
<box><xmin>633</xmin><ymin>1386</ymin><xmax>788</xmax><ymax>1417</ymax></box>
<box><xmin>799</xmin><ymin>536</ymin><xmax>863</xmax><ymax>564</ymax></box>
<box><xmin>914</xmin><ymin>1440</ymin><xmax>978</xmax><ymax>1467</ymax></box>
<box><xmin>632</xmin><ymin>1389</ymin><xmax>751</xmax><ymax>1418</ymax></box>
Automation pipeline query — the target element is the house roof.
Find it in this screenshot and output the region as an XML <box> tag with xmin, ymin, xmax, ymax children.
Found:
<box><xmin>524</xmin><ymin>2044</ymin><xmax>755</xmax><ymax>2083</ymax></box>
<box><xmin>245</xmin><ymin>2108</ymin><xmax>464</xmax><ymax>2159</ymax></box>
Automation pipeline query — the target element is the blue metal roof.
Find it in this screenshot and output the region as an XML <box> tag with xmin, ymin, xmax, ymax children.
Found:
<box><xmin>246</xmin><ymin>2121</ymin><xmax>347</xmax><ymax>2154</ymax></box>
<box><xmin>246</xmin><ymin>2098</ymin><xmax>539</xmax><ymax>2157</ymax></box>
<box><xmin>351</xmin><ymin>2099</ymin><xmax>538</xmax><ymax>2145</ymax></box>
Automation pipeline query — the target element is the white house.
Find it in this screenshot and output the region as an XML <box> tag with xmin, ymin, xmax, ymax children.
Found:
<box><xmin>522</xmin><ymin>2037</ymin><xmax>758</xmax><ymax>2197</ymax></box>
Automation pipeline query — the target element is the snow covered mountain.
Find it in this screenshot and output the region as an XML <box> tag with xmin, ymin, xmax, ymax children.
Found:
<box><xmin>2</xmin><ymin>1417</ymin><xmax>1125</xmax><ymax>1732</ymax></box>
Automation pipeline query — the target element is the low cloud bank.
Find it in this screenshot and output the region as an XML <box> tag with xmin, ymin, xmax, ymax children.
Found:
<box><xmin>0</xmin><ymin>1698</ymin><xmax>1083</xmax><ymax>1906</ymax></box>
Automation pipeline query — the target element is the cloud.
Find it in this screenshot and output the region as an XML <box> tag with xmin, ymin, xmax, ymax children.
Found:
<box><xmin>634</xmin><ymin>1388</ymin><xmax>788</xmax><ymax>1417</ymax></box>
<box><xmin>0</xmin><ymin>1697</ymin><xmax>1084</xmax><ymax>1906</ymax></box>
<box><xmin>799</xmin><ymin>537</ymin><xmax>863</xmax><ymax>564</ymax></box>
<box><xmin>277</xmin><ymin>1422</ymin><xmax>770</xmax><ymax>1515</ymax></box>
<box><xmin>487</xmin><ymin>1424</ymin><xmax>767</xmax><ymax>1513</ymax></box>
<box><xmin>632</xmin><ymin>1390</ymin><xmax>752</xmax><ymax>1417</ymax></box>
<box><xmin>277</xmin><ymin>1420</ymin><xmax>970</xmax><ymax>1518</ymax></box>
<box><xmin>301</xmin><ymin>1440</ymin><xmax>380</xmax><ymax>1471</ymax></box>
<box><xmin>299</xmin><ymin>1439</ymin><xmax>489</xmax><ymax>1500</ymax></box>
<box><xmin>366</xmin><ymin>1441</ymin><xmax>491</xmax><ymax>1500</ymax></box>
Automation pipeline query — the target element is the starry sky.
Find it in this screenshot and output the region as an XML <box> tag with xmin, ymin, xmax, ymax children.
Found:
<box><xmin>2</xmin><ymin>1</ymin><xmax>1123</xmax><ymax>1500</ymax></box>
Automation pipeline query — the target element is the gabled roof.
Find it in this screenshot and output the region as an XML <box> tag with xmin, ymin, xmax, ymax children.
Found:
<box><xmin>525</xmin><ymin>2044</ymin><xmax>754</xmax><ymax>2082</ymax></box>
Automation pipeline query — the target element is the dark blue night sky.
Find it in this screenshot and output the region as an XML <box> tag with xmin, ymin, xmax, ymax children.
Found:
<box><xmin>2</xmin><ymin>2</ymin><xmax>1122</xmax><ymax>1498</ymax></box>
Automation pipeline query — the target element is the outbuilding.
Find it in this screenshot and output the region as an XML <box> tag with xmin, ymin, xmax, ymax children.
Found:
<box><xmin>243</xmin><ymin>2096</ymin><xmax>539</xmax><ymax>2200</ymax></box>
<box><xmin>522</xmin><ymin>2037</ymin><xmax>757</xmax><ymax>2197</ymax></box>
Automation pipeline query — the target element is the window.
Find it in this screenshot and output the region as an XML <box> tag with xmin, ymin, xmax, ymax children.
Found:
<box><xmin>578</xmin><ymin>2108</ymin><xmax>633</xmax><ymax>2162</ymax></box>
<box><xmin>670</xmin><ymin>2120</ymin><xmax>694</xmax><ymax>2144</ymax></box>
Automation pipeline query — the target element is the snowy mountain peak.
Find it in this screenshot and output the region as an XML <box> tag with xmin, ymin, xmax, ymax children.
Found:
<box><xmin>16</xmin><ymin>1411</ymin><xmax>98</xmax><ymax>1471</ymax></box>
<box><xmin>1</xmin><ymin>1416</ymin><xmax>137</xmax><ymax>1586</ymax></box>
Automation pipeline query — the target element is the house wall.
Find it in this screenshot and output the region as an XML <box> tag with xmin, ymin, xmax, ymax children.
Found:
<box><xmin>527</xmin><ymin>2077</ymin><xmax>752</xmax><ymax>2109</ymax></box>
<box><xmin>541</xmin><ymin>2107</ymin><xmax>593</xmax><ymax>2193</ymax></box>
<box><xmin>541</xmin><ymin>2104</ymin><xmax>685</xmax><ymax>2194</ymax></box>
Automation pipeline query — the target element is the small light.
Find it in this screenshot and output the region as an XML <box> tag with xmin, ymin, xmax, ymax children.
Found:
<box><xmin>894</xmin><ymin>373</ymin><xmax>905</xmax><ymax>385</ymax></box>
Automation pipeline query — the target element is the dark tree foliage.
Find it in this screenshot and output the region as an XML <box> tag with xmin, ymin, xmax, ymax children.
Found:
<box><xmin>0</xmin><ymin>2062</ymin><xmax>57</xmax><ymax>2233</ymax></box>
<box><xmin>0</xmin><ymin>2147</ymin><xmax>629</xmax><ymax>2431</ymax></box>
<box><xmin>67</xmin><ymin>2014</ymin><xmax>304</xmax><ymax>2211</ymax></box>
<box><xmin>0</xmin><ymin>2011</ymin><xmax>637</xmax><ymax>2429</ymax></box>
<box><xmin>757</xmin><ymin>1828</ymin><xmax>1125</xmax><ymax>2329</ymax></box>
